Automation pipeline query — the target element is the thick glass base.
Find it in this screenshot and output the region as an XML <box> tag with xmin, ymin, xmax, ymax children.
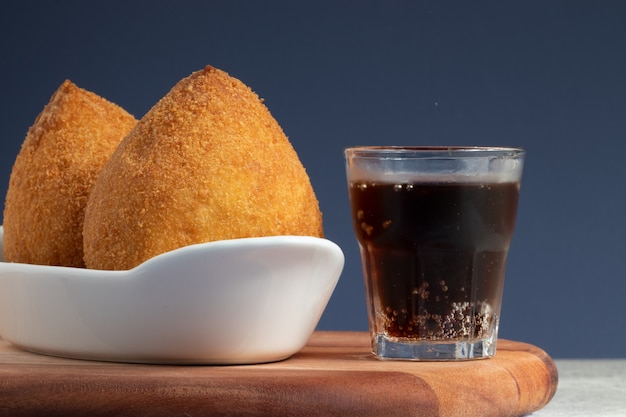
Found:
<box><xmin>372</xmin><ymin>333</ymin><xmax>497</xmax><ymax>361</ymax></box>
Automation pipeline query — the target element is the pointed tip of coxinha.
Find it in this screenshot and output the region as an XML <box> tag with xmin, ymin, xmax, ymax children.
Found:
<box><xmin>83</xmin><ymin>65</ymin><xmax>324</xmax><ymax>270</ymax></box>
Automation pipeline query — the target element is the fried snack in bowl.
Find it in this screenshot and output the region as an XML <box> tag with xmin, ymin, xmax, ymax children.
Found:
<box><xmin>83</xmin><ymin>66</ymin><xmax>323</xmax><ymax>270</ymax></box>
<box><xmin>3</xmin><ymin>81</ymin><xmax>137</xmax><ymax>267</ymax></box>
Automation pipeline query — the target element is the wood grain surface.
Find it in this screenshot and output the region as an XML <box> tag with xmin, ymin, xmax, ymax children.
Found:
<box><xmin>0</xmin><ymin>331</ymin><xmax>558</xmax><ymax>417</ymax></box>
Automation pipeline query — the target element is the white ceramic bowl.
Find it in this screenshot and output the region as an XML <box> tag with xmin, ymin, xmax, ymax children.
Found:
<box><xmin>0</xmin><ymin>226</ymin><xmax>344</xmax><ymax>364</ymax></box>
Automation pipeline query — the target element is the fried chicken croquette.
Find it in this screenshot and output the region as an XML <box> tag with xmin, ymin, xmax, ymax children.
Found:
<box><xmin>3</xmin><ymin>81</ymin><xmax>137</xmax><ymax>267</ymax></box>
<box><xmin>83</xmin><ymin>66</ymin><xmax>323</xmax><ymax>270</ymax></box>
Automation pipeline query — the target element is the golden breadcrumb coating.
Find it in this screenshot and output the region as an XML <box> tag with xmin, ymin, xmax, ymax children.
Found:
<box><xmin>3</xmin><ymin>80</ymin><xmax>137</xmax><ymax>267</ymax></box>
<box><xmin>83</xmin><ymin>65</ymin><xmax>323</xmax><ymax>270</ymax></box>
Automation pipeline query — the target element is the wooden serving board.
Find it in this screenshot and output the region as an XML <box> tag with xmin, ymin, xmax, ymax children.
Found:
<box><xmin>0</xmin><ymin>331</ymin><xmax>557</xmax><ymax>417</ymax></box>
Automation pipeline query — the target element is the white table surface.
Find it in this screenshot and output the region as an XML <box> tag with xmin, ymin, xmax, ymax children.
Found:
<box><xmin>531</xmin><ymin>359</ymin><xmax>626</xmax><ymax>417</ymax></box>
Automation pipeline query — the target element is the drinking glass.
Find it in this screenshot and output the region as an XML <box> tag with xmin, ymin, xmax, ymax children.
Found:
<box><xmin>345</xmin><ymin>146</ymin><xmax>525</xmax><ymax>360</ymax></box>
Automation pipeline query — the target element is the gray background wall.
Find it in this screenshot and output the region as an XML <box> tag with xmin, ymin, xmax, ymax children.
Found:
<box><xmin>1</xmin><ymin>1</ymin><xmax>625</xmax><ymax>358</ymax></box>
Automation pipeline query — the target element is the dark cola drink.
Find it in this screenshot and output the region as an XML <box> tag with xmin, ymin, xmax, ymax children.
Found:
<box><xmin>349</xmin><ymin>180</ymin><xmax>520</xmax><ymax>343</ymax></box>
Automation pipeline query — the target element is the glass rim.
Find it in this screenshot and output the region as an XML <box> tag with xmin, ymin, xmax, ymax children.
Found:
<box><xmin>345</xmin><ymin>146</ymin><xmax>525</xmax><ymax>159</ymax></box>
